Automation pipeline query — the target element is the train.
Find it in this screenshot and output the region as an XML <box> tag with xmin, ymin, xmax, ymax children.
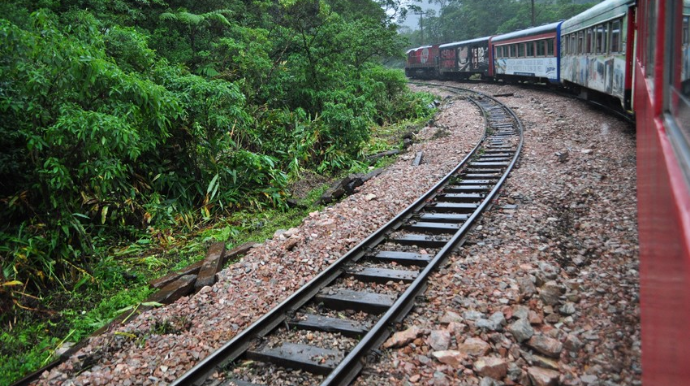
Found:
<box><xmin>406</xmin><ymin>0</ymin><xmax>690</xmax><ymax>383</ymax></box>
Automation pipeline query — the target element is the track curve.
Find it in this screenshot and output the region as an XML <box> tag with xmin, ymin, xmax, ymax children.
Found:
<box><xmin>172</xmin><ymin>89</ymin><xmax>525</xmax><ymax>386</ymax></box>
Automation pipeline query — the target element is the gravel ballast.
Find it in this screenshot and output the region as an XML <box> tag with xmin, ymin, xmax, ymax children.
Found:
<box><xmin>36</xmin><ymin>83</ymin><xmax>639</xmax><ymax>386</ymax></box>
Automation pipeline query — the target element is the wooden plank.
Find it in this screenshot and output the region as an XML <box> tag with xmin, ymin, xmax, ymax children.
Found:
<box><xmin>404</xmin><ymin>222</ymin><xmax>462</xmax><ymax>234</ymax></box>
<box><xmin>428</xmin><ymin>202</ymin><xmax>480</xmax><ymax>212</ymax></box>
<box><xmin>439</xmin><ymin>193</ymin><xmax>484</xmax><ymax>202</ymax></box>
<box><xmin>246</xmin><ymin>343</ymin><xmax>342</xmax><ymax>375</ymax></box>
<box><xmin>149</xmin><ymin>260</ymin><xmax>204</xmax><ymax>289</ymax></box>
<box><xmin>388</xmin><ymin>234</ymin><xmax>451</xmax><ymax>248</ymax></box>
<box><xmin>288</xmin><ymin>314</ymin><xmax>369</xmax><ymax>338</ymax></box>
<box><xmin>412</xmin><ymin>151</ymin><xmax>423</xmax><ymax>166</ymax></box>
<box><xmin>195</xmin><ymin>242</ymin><xmax>226</xmax><ymax>291</ymax></box>
<box><xmin>368</xmin><ymin>251</ymin><xmax>432</xmax><ymax>266</ymax></box>
<box><xmin>347</xmin><ymin>267</ymin><xmax>419</xmax><ymax>283</ymax></box>
<box><xmin>148</xmin><ymin>274</ymin><xmax>197</xmax><ymax>305</ymax></box>
<box><xmin>455</xmin><ymin>179</ymin><xmax>494</xmax><ymax>185</ymax></box>
<box><xmin>477</xmin><ymin>157</ymin><xmax>510</xmax><ymax>162</ymax></box>
<box><xmin>466</xmin><ymin>168</ymin><xmax>503</xmax><ymax>173</ymax></box>
<box><xmin>315</xmin><ymin>288</ymin><xmax>396</xmax><ymax>314</ymax></box>
<box><xmin>463</xmin><ymin>173</ymin><xmax>500</xmax><ymax>178</ymax></box>
<box><xmin>221</xmin><ymin>242</ymin><xmax>260</xmax><ymax>265</ymax></box>
<box><xmin>418</xmin><ymin>213</ymin><xmax>469</xmax><ymax>223</ymax></box>
<box><xmin>221</xmin><ymin>379</ymin><xmax>267</xmax><ymax>386</ymax></box>
<box><xmin>469</xmin><ymin>161</ymin><xmax>509</xmax><ymax>168</ymax></box>
<box><xmin>444</xmin><ymin>185</ymin><xmax>491</xmax><ymax>193</ymax></box>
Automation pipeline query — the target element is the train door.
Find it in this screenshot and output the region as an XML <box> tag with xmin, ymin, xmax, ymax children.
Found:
<box><xmin>625</xmin><ymin>3</ymin><xmax>637</xmax><ymax>111</ymax></box>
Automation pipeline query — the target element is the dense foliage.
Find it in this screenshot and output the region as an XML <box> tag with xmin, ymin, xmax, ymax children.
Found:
<box><xmin>0</xmin><ymin>0</ymin><xmax>432</xmax><ymax>313</ymax></box>
<box><xmin>402</xmin><ymin>0</ymin><xmax>600</xmax><ymax>47</ymax></box>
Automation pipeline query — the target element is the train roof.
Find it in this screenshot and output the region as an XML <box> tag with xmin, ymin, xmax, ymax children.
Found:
<box><xmin>562</xmin><ymin>0</ymin><xmax>635</xmax><ymax>34</ymax></box>
<box><xmin>491</xmin><ymin>21</ymin><xmax>562</xmax><ymax>44</ymax></box>
<box><xmin>439</xmin><ymin>36</ymin><xmax>490</xmax><ymax>49</ymax></box>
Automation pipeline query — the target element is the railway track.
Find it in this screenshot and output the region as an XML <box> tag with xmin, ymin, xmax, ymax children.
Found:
<box><xmin>411</xmin><ymin>80</ymin><xmax>635</xmax><ymax>124</ymax></box>
<box><xmin>171</xmin><ymin>89</ymin><xmax>524</xmax><ymax>386</ymax></box>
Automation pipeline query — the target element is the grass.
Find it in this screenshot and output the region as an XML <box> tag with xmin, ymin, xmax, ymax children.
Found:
<box><xmin>0</xmin><ymin>114</ymin><xmax>435</xmax><ymax>386</ymax></box>
<box><xmin>0</xmin><ymin>186</ymin><xmax>330</xmax><ymax>386</ymax></box>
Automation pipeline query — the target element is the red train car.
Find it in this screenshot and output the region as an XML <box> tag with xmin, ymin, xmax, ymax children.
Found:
<box><xmin>635</xmin><ymin>0</ymin><xmax>690</xmax><ymax>384</ymax></box>
<box><xmin>405</xmin><ymin>44</ymin><xmax>439</xmax><ymax>78</ymax></box>
<box><xmin>438</xmin><ymin>37</ymin><xmax>491</xmax><ymax>80</ymax></box>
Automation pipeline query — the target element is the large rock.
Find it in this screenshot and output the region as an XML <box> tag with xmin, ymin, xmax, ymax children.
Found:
<box><xmin>440</xmin><ymin>310</ymin><xmax>464</xmax><ymax>324</ymax></box>
<box><xmin>564</xmin><ymin>334</ymin><xmax>583</xmax><ymax>352</ymax></box>
<box><xmin>474</xmin><ymin>356</ymin><xmax>508</xmax><ymax>380</ymax></box>
<box><xmin>527</xmin><ymin>335</ymin><xmax>563</xmax><ymax>358</ymax></box>
<box><xmin>507</xmin><ymin>318</ymin><xmax>534</xmax><ymax>342</ymax></box>
<box><xmin>384</xmin><ymin>326</ymin><xmax>424</xmax><ymax>349</ymax></box>
<box><xmin>532</xmin><ymin>354</ymin><xmax>559</xmax><ymax>370</ymax></box>
<box><xmin>432</xmin><ymin>350</ymin><xmax>466</xmax><ymax>368</ymax></box>
<box><xmin>428</xmin><ymin>330</ymin><xmax>451</xmax><ymax>351</ymax></box>
<box><xmin>512</xmin><ymin>305</ymin><xmax>530</xmax><ymax>320</ymax></box>
<box><xmin>517</xmin><ymin>275</ymin><xmax>537</xmax><ymax>297</ymax></box>
<box><xmin>527</xmin><ymin>366</ymin><xmax>560</xmax><ymax>386</ymax></box>
<box><xmin>540</xmin><ymin>281</ymin><xmax>565</xmax><ymax>305</ymax></box>
<box><xmin>476</xmin><ymin>312</ymin><xmax>506</xmax><ymax>332</ymax></box>
<box><xmin>538</xmin><ymin>262</ymin><xmax>559</xmax><ymax>280</ymax></box>
<box><xmin>458</xmin><ymin>337</ymin><xmax>491</xmax><ymax>357</ymax></box>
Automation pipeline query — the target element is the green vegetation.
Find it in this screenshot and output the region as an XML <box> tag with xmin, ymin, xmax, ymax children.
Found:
<box><xmin>402</xmin><ymin>0</ymin><xmax>600</xmax><ymax>47</ymax></box>
<box><xmin>0</xmin><ymin>0</ymin><xmax>436</xmax><ymax>383</ymax></box>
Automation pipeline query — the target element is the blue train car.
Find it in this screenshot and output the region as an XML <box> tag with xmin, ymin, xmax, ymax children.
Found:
<box><xmin>560</xmin><ymin>0</ymin><xmax>636</xmax><ymax>110</ymax></box>
<box><xmin>489</xmin><ymin>22</ymin><xmax>563</xmax><ymax>84</ymax></box>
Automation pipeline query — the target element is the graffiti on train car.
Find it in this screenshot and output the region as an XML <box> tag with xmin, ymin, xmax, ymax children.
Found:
<box><xmin>562</xmin><ymin>55</ymin><xmax>626</xmax><ymax>98</ymax></box>
<box><xmin>440</xmin><ymin>48</ymin><xmax>455</xmax><ymax>69</ymax></box>
<box><xmin>495</xmin><ymin>57</ymin><xmax>558</xmax><ymax>79</ymax></box>
<box><xmin>421</xmin><ymin>47</ymin><xmax>430</xmax><ymax>64</ymax></box>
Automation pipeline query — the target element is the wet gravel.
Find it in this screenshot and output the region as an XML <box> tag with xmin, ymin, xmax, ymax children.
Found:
<box><xmin>355</xmin><ymin>83</ymin><xmax>640</xmax><ymax>386</ymax></box>
<box><xmin>36</xmin><ymin>82</ymin><xmax>640</xmax><ymax>386</ymax></box>
<box><xmin>36</xmin><ymin>87</ymin><xmax>484</xmax><ymax>385</ymax></box>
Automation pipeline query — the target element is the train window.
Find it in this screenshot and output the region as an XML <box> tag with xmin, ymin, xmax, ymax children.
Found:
<box><xmin>603</xmin><ymin>24</ymin><xmax>609</xmax><ymax>54</ymax></box>
<box><xmin>518</xmin><ymin>43</ymin><xmax>524</xmax><ymax>57</ymax></box>
<box><xmin>549</xmin><ymin>38</ymin><xmax>555</xmax><ymax>56</ymax></box>
<box><xmin>527</xmin><ymin>41</ymin><xmax>535</xmax><ymax>57</ymax></box>
<box><xmin>645</xmin><ymin>0</ymin><xmax>657</xmax><ymax>77</ymax></box>
<box><xmin>577</xmin><ymin>31</ymin><xmax>584</xmax><ymax>54</ymax></box>
<box><xmin>587</xmin><ymin>28</ymin><xmax>594</xmax><ymax>53</ymax></box>
<box><xmin>611</xmin><ymin>20</ymin><xmax>621</xmax><ymax>53</ymax></box>
<box><xmin>668</xmin><ymin>2</ymin><xmax>690</xmax><ymax>178</ymax></box>
<box><xmin>497</xmin><ymin>46</ymin><xmax>503</xmax><ymax>58</ymax></box>
<box><xmin>571</xmin><ymin>34</ymin><xmax>576</xmax><ymax>55</ymax></box>
<box><xmin>594</xmin><ymin>26</ymin><xmax>604</xmax><ymax>54</ymax></box>
<box><xmin>537</xmin><ymin>40</ymin><xmax>545</xmax><ymax>56</ymax></box>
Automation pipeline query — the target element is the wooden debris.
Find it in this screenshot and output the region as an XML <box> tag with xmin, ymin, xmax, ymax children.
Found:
<box><xmin>195</xmin><ymin>242</ymin><xmax>226</xmax><ymax>291</ymax></box>
<box><xmin>412</xmin><ymin>151</ymin><xmax>423</xmax><ymax>166</ymax></box>
<box><xmin>365</xmin><ymin>149</ymin><xmax>400</xmax><ymax>162</ymax></box>
<box><xmin>222</xmin><ymin>242</ymin><xmax>260</xmax><ymax>265</ymax></box>
<box><xmin>150</xmin><ymin>274</ymin><xmax>197</xmax><ymax>304</ymax></box>
<box><xmin>149</xmin><ymin>260</ymin><xmax>204</xmax><ymax>289</ymax></box>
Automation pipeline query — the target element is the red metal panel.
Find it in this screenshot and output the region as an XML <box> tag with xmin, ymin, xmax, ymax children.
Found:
<box><xmin>635</xmin><ymin>2</ymin><xmax>690</xmax><ymax>378</ymax></box>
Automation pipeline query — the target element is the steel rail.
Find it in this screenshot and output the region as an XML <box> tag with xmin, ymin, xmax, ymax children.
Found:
<box><xmin>322</xmin><ymin>91</ymin><xmax>525</xmax><ymax>386</ymax></box>
<box><xmin>172</xmin><ymin>88</ymin><xmax>523</xmax><ymax>386</ymax></box>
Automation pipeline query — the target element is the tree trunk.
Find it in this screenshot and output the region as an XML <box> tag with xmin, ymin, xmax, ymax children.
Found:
<box><xmin>531</xmin><ymin>0</ymin><xmax>536</xmax><ymax>27</ymax></box>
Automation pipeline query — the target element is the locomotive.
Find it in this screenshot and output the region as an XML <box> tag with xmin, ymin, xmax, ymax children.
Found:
<box><xmin>406</xmin><ymin>0</ymin><xmax>690</xmax><ymax>383</ymax></box>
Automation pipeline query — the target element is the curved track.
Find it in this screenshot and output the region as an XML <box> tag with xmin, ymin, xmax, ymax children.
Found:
<box><xmin>171</xmin><ymin>89</ymin><xmax>524</xmax><ymax>386</ymax></box>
